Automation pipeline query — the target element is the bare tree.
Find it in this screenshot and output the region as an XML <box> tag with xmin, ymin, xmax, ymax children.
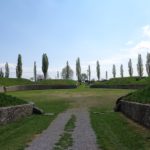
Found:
<box><xmin>5</xmin><ymin>62</ymin><xmax>9</xmax><ymax>78</ymax></box>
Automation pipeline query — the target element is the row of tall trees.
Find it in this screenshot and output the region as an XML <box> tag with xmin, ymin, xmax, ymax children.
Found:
<box><xmin>1</xmin><ymin>53</ymin><xmax>150</xmax><ymax>80</ymax></box>
<box><xmin>112</xmin><ymin>53</ymin><xmax>150</xmax><ymax>79</ymax></box>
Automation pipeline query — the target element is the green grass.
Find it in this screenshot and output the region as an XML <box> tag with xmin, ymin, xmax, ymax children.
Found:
<box><xmin>91</xmin><ymin>108</ymin><xmax>150</xmax><ymax>150</ymax></box>
<box><xmin>54</xmin><ymin>115</ymin><xmax>76</xmax><ymax>150</ymax></box>
<box><xmin>0</xmin><ymin>93</ymin><xmax>27</xmax><ymax>107</ymax></box>
<box><xmin>0</xmin><ymin>78</ymin><xmax>33</xmax><ymax>86</ymax></box>
<box><xmin>37</xmin><ymin>79</ymin><xmax>77</xmax><ymax>86</ymax></box>
<box><xmin>0</xmin><ymin>90</ymin><xmax>69</xmax><ymax>150</ymax></box>
<box><xmin>124</xmin><ymin>86</ymin><xmax>150</xmax><ymax>104</ymax></box>
<box><xmin>0</xmin><ymin>88</ymin><xmax>150</xmax><ymax>150</ymax></box>
<box><xmin>0</xmin><ymin>78</ymin><xmax>77</xmax><ymax>87</ymax></box>
<box><xmin>93</xmin><ymin>77</ymin><xmax>150</xmax><ymax>86</ymax></box>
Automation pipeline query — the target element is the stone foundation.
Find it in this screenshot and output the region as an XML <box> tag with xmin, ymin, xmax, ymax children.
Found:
<box><xmin>116</xmin><ymin>100</ymin><xmax>150</xmax><ymax>128</ymax></box>
<box><xmin>0</xmin><ymin>103</ymin><xmax>33</xmax><ymax>124</ymax></box>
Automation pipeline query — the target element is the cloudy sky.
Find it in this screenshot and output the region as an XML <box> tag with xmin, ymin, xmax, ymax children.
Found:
<box><xmin>1</xmin><ymin>0</ymin><xmax>150</xmax><ymax>79</ymax></box>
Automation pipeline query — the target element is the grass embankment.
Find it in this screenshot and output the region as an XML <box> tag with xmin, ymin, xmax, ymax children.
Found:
<box><xmin>0</xmin><ymin>93</ymin><xmax>27</xmax><ymax>107</ymax></box>
<box><xmin>93</xmin><ymin>77</ymin><xmax>150</xmax><ymax>86</ymax></box>
<box><xmin>123</xmin><ymin>86</ymin><xmax>150</xmax><ymax>104</ymax></box>
<box><xmin>0</xmin><ymin>90</ymin><xmax>69</xmax><ymax>150</ymax></box>
<box><xmin>0</xmin><ymin>78</ymin><xmax>32</xmax><ymax>86</ymax></box>
<box><xmin>37</xmin><ymin>79</ymin><xmax>77</xmax><ymax>86</ymax></box>
<box><xmin>0</xmin><ymin>78</ymin><xmax>77</xmax><ymax>87</ymax></box>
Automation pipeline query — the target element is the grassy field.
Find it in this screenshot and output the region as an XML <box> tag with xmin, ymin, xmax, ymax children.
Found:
<box><xmin>92</xmin><ymin>77</ymin><xmax>150</xmax><ymax>86</ymax></box>
<box><xmin>0</xmin><ymin>87</ymin><xmax>150</xmax><ymax>149</ymax></box>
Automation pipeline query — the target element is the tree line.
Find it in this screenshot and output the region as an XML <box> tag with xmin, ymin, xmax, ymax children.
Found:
<box><xmin>0</xmin><ymin>53</ymin><xmax>150</xmax><ymax>81</ymax></box>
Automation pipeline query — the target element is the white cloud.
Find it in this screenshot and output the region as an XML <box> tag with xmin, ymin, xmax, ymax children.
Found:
<box><xmin>126</xmin><ymin>40</ymin><xmax>134</xmax><ymax>46</ymax></box>
<box><xmin>142</xmin><ymin>25</ymin><xmax>150</xmax><ymax>37</ymax></box>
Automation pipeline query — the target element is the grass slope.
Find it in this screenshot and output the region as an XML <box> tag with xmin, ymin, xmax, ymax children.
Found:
<box><xmin>0</xmin><ymin>78</ymin><xmax>32</xmax><ymax>86</ymax></box>
<box><xmin>93</xmin><ymin>77</ymin><xmax>150</xmax><ymax>86</ymax></box>
<box><xmin>124</xmin><ymin>86</ymin><xmax>150</xmax><ymax>104</ymax></box>
<box><xmin>0</xmin><ymin>93</ymin><xmax>27</xmax><ymax>107</ymax></box>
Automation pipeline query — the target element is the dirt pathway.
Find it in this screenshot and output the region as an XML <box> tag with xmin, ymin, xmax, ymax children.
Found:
<box><xmin>25</xmin><ymin>108</ymin><xmax>99</xmax><ymax>150</ymax></box>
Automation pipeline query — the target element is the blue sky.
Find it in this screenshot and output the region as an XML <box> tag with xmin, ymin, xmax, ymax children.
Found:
<box><xmin>1</xmin><ymin>0</ymin><xmax>150</xmax><ymax>79</ymax></box>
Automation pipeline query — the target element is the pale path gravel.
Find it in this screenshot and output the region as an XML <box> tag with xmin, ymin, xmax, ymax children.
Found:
<box><xmin>25</xmin><ymin>110</ymin><xmax>73</xmax><ymax>150</ymax></box>
<box><xmin>25</xmin><ymin>108</ymin><xmax>99</xmax><ymax>150</ymax></box>
<box><xmin>71</xmin><ymin>108</ymin><xmax>99</xmax><ymax>150</ymax></box>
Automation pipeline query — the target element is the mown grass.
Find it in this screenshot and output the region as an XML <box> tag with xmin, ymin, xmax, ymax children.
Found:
<box><xmin>54</xmin><ymin>115</ymin><xmax>76</xmax><ymax>150</ymax></box>
<box><xmin>0</xmin><ymin>87</ymin><xmax>150</xmax><ymax>150</ymax></box>
<box><xmin>93</xmin><ymin>77</ymin><xmax>150</xmax><ymax>86</ymax></box>
<box><xmin>123</xmin><ymin>86</ymin><xmax>150</xmax><ymax>104</ymax></box>
<box><xmin>0</xmin><ymin>93</ymin><xmax>27</xmax><ymax>107</ymax></box>
<box><xmin>0</xmin><ymin>91</ymin><xmax>69</xmax><ymax>150</ymax></box>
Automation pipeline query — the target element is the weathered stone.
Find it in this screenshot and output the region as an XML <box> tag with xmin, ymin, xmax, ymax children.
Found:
<box><xmin>5</xmin><ymin>84</ymin><xmax>77</xmax><ymax>92</ymax></box>
<box><xmin>116</xmin><ymin>100</ymin><xmax>150</xmax><ymax>128</ymax></box>
<box><xmin>90</xmin><ymin>84</ymin><xmax>146</xmax><ymax>89</ymax></box>
<box><xmin>0</xmin><ymin>103</ymin><xmax>33</xmax><ymax>125</ymax></box>
<box><xmin>0</xmin><ymin>86</ymin><xmax>4</xmax><ymax>93</ymax></box>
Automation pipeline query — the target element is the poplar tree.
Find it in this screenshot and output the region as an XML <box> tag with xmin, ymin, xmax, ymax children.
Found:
<box><xmin>42</xmin><ymin>53</ymin><xmax>49</xmax><ymax>80</ymax></box>
<box><xmin>106</xmin><ymin>71</ymin><xmax>108</xmax><ymax>80</ymax></box>
<box><xmin>96</xmin><ymin>60</ymin><xmax>100</xmax><ymax>81</ymax></box>
<box><xmin>76</xmin><ymin>57</ymin><xmax>81</xmax><ymax>82</ymax></box>
<box><xmin>120</xmin><ymin>64</ymin><xmax>124</xmax><ymax>78</ymax></box>
<box><xmin>0</xmin><ymin>68</ymin><xmax>4</xmax><ymax>78</ymax></box>
<box><xmin>87</xmin><ymin>65</ymin><xmax>91</xmax><ymax>81</ymax></box>
<box><xmin>34</xmin><ymin>61</ymin><xmax>37</xmax><ymax>82</ymax></box>
<box><xmin>146</xmin><ymin>53</ymin><xmax>150</xmax><ymax>77</ymax></box>
<box><xmin>128</xmin><ymin>59</ymin><xmax>133</xmax><ymax>77</ymax></box>
<box><xmin>16</xmin><ymin>54</ymin><xmax>22</xmax><ymax>78</ymax></box>
<box><xmin>5</xmin><ymin>62</ymin><xmax>9</xmax><ymax>78</ymax></box>
<box><xmin>112</xmin><ymin>64</ymin><xmax>116</xmax><ymax>78</ymax></box>
<box><xmin>137</xmin><ymin>54</ymin><xmax>143</xmax><ymax>78</ymax></box>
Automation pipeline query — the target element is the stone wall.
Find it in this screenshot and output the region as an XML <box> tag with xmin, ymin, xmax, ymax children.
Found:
<box><xmin>0</xmin><ymin>103</ymin><xmax>33</xmax><ymax>124</ymax></box>
<box><xmin>5</xmin><ymin>84</ymin><xmax>77</xmax><ymax>92</ymax></box>
<box><xmin>118</xmin><ymin>100</ymin><xmax>150</xmax><ymax>128</ymax></box>
<box><xmin>90</xmin><ymin>84</ymin><xmax>146</xmax><ymax>89</ymax></box>
<box><xmin>0</xmin><ymin>86</ymin><xmax>4</xmax><ymax>93</ymax></box>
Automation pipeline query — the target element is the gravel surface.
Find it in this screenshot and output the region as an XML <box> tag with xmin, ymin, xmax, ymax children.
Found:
<box><xmin>72</xmin><ymin>108</ymin><xmax>99</xmax><ymax>150</ymax></box>
<box><xmin>25</xmin><ymin>108</ymin><xmax>99</xmax><ymax>150</ymax></box>
<box><xmin>25</xmin><ymin>110</ymin><xmax>72</xmax><ymax>150</ymax></box>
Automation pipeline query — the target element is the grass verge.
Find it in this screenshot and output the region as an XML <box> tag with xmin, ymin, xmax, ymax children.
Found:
<box><xmin>54</xmin><ymin>115</ymin><xmax>76</xmax><ymax>150</ymax></box>
<box><xmin>91</xmin><ymin>107</ymin><xmax>150</xmax><ymax>150</ymax></box>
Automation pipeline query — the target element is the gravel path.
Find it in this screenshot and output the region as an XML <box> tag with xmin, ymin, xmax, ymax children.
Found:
<box><xmin>25</xmin><ymin>108</ymin><xmax>99</xmax><ymax>150</ymax></box>
<box><xmin>72</xmin><ymin>108</ymin><xmax>99</xmax><ymax>150</ymax></box>
<box><xmin>25</xmin><ymin>110</ymin><xmax>73</xmax><ymax>150</ymax></box>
